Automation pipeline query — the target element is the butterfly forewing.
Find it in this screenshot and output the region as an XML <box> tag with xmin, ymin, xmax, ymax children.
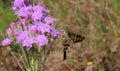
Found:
<box><xmin>68</xmin><ymin>32</ymin><xmax>85</xmax><ymax>43</ymax></box>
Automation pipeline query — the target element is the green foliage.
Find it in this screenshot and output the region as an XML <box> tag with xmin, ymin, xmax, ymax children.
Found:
<box><xmin>113</xmin><ymin>0</ymin><xmax>120</xmax><ymax>15</ymax></box>
<box><xmin>0</xmin><ymin>1</ymin><xmax>16</xmax><ymax>32</ymax></box>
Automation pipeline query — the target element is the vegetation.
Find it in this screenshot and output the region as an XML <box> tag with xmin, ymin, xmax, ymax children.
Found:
<box><xmin>0</xmin><ymin>0</ymin><xmax>120</xmax><ymax>71</ymax></box>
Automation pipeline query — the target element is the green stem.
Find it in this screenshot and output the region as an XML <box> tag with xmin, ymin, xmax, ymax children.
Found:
<box><xmin>10</xmin><ymin>52</ymin><xmax>25</xmax><ymax>71</ymax></box>
<box><xmin>19</xmin><ymin>54</ymin><xmax>27</xmax><ymax>70</ymax></box>
<box><xmin>40</xmin><ymin>48</ymin><xmax>45</xmax><ymax>71</ymax></box>
<box><xmin>44</xmin><ymin>38</ymin><xmax>56</xmax><ymax>62</ymax></box>
<box><xmin>19</xmin><ymin>46</ymin><xmax>32</xmax><ymax>71</ymax></box>
<box><xmin>9</xmin><ymin>45</ymin><xmax>25</xmax><ymax>71</ymax></box>
<box><xmin>24</xmin><ymin>49</ymin><xmax>32</xmax><ymax>71</ymax></box>
<box><xmin>20</xmin><ymin>47</ymin><xmax>29</xmax><ymax>70</ymax></box>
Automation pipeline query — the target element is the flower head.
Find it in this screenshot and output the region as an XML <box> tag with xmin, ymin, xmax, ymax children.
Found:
<box><xmin>17</xmin><ymin>6</ymin><xmax>32</xmax><ymax>18</ymax></box>
<box><xmin>22</xmin><ymin>37</ymin><xmax>34</xmax><ymax>48</ymax></box>
<box><xmin>10</xmin><ymin>22</ymin><xmax>16</xmax><ymax>29</ymax></box>
<box><xmin>16</xmin><ymin>31</ymin><xmax>29</xmax><ymax>43</ymax></box>
<box><xmin>6</xmin><ymin>28</ymin><xmax>12</xmax><ymax>35</ymax></box>
<box><xmin>29</xmin><ymin>24</ymin><xmax>38</xmax><ymax>34</ymax></box>
<box><xmin>2</xmin><ymin>0</ymin><xmax>60</xmax><ymax>49</ymax></box>
<box><xmin>31</xmin><ymin>5</ymin><xmax>49</xmax><ymax>21</ymax></box>
<box><xmin>34</xmin><ymin>35</ymin><xmax>48</xmax><ymax>47</ymax></box>
<box><xmin>12</xmin><ymin>0</ymin><xmax>26</xmax><ymax>11</ymax></box>
<box><xmin>36</xmin><ymin>22</ymin><xmax>51</xmax><ymax>33</ymax></box>
<box><xmin>50</xmin><ymin>29</ymin><xmax>60</xmax><ymax>37</ymax></box>
<box><xmin>44</xmin><ymin>16</ymin><xmax>55</xmax><ymax>24</ymax></box>
<box><xmin>1</xmin><ymin>38</ymin><xmax>12</xmax><ymax>46</ymax></box>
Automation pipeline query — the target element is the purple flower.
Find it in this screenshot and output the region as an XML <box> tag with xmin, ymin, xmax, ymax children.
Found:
<box><xmin>1</xmin><ymin>38</ymin><xmax>12</xmax><ymax>46</ymax></box>
<box><xmin>6</xmin><ymin>28</ymin><xmax>12</xmax><ymax>35</ymax></box>
<box><xmin>24</xmin><ymin>0</ymin><xmax>29</xmax><ymax>4</ymax></box>
<box><xmin>36</xmin><ymin>22</ymin><xmax>51</xmax><ymax>33</ymax></box>
<box><xmin>31</xmin><ymin>5</ymin><xmax>49</xmax><ymax>21</ymax></box>
<box><xmin>22</xmin><ymin>37</ymin><xmax>33</xmax><ymax>48</ymax></box>
<box><xmin>30</xmin><ymin>22</ymin><xmax>51</xmax><ymax>34</ymax></box>
<box><xmin>50</xmin><ymin>29</ymin><xmax>60</xmax><ymax>37</ymax></box>
<box><xmin>32</xmin><ymin>5</ymin><xmax>45</xmax><ymax>12</ymax></box>
<box><xmin>2</xmin><ymin>0</ymin><xmax>60</xmax><ymax>50</ymax></box>
<box><xmin>10</xmin><ymin>22</ymin><xmax>16</xmax><ymax>29</ymax></box>
<box><xmin>17</xmin><ymin>6</ymin><xmax>32</xmax><ymax>18</ymax></box>
<box><xmin>44</xmin><ymin>16</ymin><xmax>55</xmax><ymax>24</ymax></box>
<box><xmin>16</xmin><ymin>31</ymin><xmax>29</xmax><ymax>43</ymax></box>
<box><xmin>29</xmin><ymin>24</ymin><xmax>38</xmax><ymax>34</ymax></box>
<box><xmin>34</xmin><ymin>35</ymin><xmax>48</xmax><ymax>47</ymax></box>
<box><xmin>12</xmin><ymin>0</ymin><xmax>26</xmax><ymax>10</ymax></box>
<box><xmin>31</xmin><ymin>11</ymin><xmax>43</xmax><ymax>21</ymax></box>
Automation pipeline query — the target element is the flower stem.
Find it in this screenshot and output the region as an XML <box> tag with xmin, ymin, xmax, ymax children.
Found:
<box><xmin>24</xmin><ymin>48</ymin><xmax>32</xmax><ymax>71</ymax></box>
<box><xmin>44</xmin><ymin>38</ymin><xmax>56</xmax><ymax>62</ymax></box>
<box><xmin>9</xmin><ymin>45</ymin><xmax>25</xmax><ymax>71</ymax></box>
<box><xmin>40</xmin><ymin>48</ymin><xmax>45</xmax><ymax>71</ymax></box>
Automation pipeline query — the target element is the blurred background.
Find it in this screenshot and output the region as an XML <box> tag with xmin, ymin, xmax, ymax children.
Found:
<box><xmin>0</xmin><ymin>0</ymin><xmax>120</xmax><ymax>71</ymax></box>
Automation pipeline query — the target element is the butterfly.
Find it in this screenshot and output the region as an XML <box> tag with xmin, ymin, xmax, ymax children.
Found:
<box><xmin>62</xmin><ymin>31</ymin><xmax>85</xmax><ymax>60</ymax></box>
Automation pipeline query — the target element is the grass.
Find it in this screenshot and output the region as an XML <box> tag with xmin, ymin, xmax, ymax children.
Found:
<box><xmin>0</xmin><ymin>1</ymin><xmax>15</xmax><ymax>31</ymax></box>
<box><xmin>0</xmin><ymin>0</ymin><xmax>120</xmax><ymax>71</ymax></box>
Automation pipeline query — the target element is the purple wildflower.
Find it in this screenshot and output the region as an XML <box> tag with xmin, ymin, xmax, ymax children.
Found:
<box><xmin>22</xmin><ymin>37</ymin><xmax>33</xmax><ymax>48</ymax></box>
<box><xmin>29</xmin><ymin>22</ymin><xmax>51</xmax><ymax>34</ymax></box>
<box><xmin>36</xmin><ymin>22</ymin><xmax>51</xmax><ymax>33</ymax></box>
<box><xmin>31</xmin><ymin>11</ymin><xmax>43</xmax><ymax>21</ymax></box>
<box><xmin>32</xmin><ymin>5</ymin><xmax>45</xmax><ymax>12</ymax></box>
<box><xmin>44</xmin><ymin>16</ymin><xmax>55</xmax><ymax>24</ymax></box>
<box><xmin>24</xmin><ymin>0</ymin><xmax>29</xmax><ymax>5</ymax></box>
<box><xmin>50</xmin><ymin>29</ymin><xmax>60</xmax><ymax>37</ymax></box>
<box><xmin>34</xmin><ymin>35</ymin><xmax>48</xmax><ymax>47</ymax></box>
<box><xmin>2</xmin><ymin>0</ymin><xmax>60</xmax><ymax>49</ymax></box>
<box><xmin>29</xmin><ymin>24</ymin><xmax>38</xmax><ymax>34</ymax></box>
<box><xmin>10</xmin><ymin>22</ymin><xmax>16</xmax><ymax>29</ymax></box>
<box><xmin>17</xmin><ymin>6</ymin><xmax>32</xmax><ymax>18</ymax></box>
<box><xmin>13</xmin><ymin>31</ymin><xmax>20</xmax><ymax>38</ymax></box>
<box><xmin>16</xmin><ymin>31</ymin><xmax>29</xmax><ymax>43</ymax></box>
<box><xmin>1</xmin><ymin>38</ymin><xmax>12</xmax><ymax>46</ymax></box>
<box><xmin>6</xmin><ymin>28</ymin><xmax>12</xmax><ymax>35</ymax></box>
<box><xmin>31</xmin><ymin>5</ymin><xmax>49</xmax><ymax>21</ymax></box>
<box><xmin>12</xmin><ymin>0</ymin><xmax>26</xmax><ymax>11</ymax></box>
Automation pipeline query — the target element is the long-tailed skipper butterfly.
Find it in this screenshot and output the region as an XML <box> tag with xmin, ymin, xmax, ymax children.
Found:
<box><xmin>62</xmin><ymin>31</ymin><xmax>85</xmax><ymax>60</ymax></box>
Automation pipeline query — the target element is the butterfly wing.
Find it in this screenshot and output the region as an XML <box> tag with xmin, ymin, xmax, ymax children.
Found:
<box><xmin>73</xmin><ymin>34</ymin><xmax>85</xmax><ymax>43</ymax></box>
<box><xmin>68</xmin><ymin>32</ymin><xmax>85</xmax><ymax>43</ymax></box>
